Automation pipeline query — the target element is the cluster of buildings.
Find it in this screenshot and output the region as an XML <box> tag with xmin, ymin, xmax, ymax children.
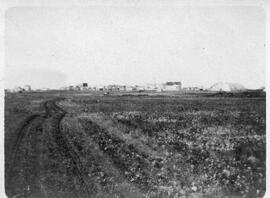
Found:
<box><xmin>6</xmin><ymin>85</ymin><xmax>32</xmax><ymax>93</ymax></box>
<box><xmin>7</xmin><ymin>81</ymin><xmax>264</xmax><ymax>93</ymax></box>
<box><xmin>60</xmin><ymin>81</ymin><xmax>182</xmax><ymax>92</ymax></box>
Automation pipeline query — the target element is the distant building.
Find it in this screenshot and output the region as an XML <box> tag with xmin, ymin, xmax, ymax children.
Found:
<box><xmin>183</xmin><ymin>86</ymin><xmax>203</xmax><ymax>91</ymax></box>
<box><xmin>60</xmin><ymin>86</ymin><xmax>70</xmax><ymax>90</ymax></box>
<box><xmin>81</xmin><ymin>83</ymin><xmax>88</xmax><ymax>90</ymax></box>
<box><xmin>75</xmin><ymin>86</ymin><xmax>81</xmax><ymax>91</ymax></box>
<box><xmin>134</xmin><ymin>85</ymin><xmax>145</xmax><ymax>92</ymax></box>
<box><xmin>106</xmin><ymin>85</ymin><xmax>120</xmax><ymax>91</ymax></box>
<box><xmin>68</xmin><ymin>86</ymin><xmax>74</xmax><ymax>91</ymax></box>
<box><xmin>162</xmin><ymin>82</ymin><xmax>182</xmax><ymax>91</ymax></box>
<box><xmin>82</xmin><ymin>83</ymin><xmax>88</xmax><ymax>88</ymax></box>
<box><xmin>119</xmin><ymin>85</ymin><xmax>126</xmax><ymax>91</ymax></box>
<box><xmin>12</xmin><ymin>87</ymin><xmax>24</xmax><ymax>93</ymax></box>
<box><xmin>23</xmin><ymin>85</ymin><xmax>31</xmax><ymax>92</ymax></box>
<box><xmin>75</xmin><ymin>83</ymin><xmax>88</xmax><ymax>90</ymax></box>
<box><xmin>125</xmin><ymin>86</ymin><xmax>133</xmax><ymax>91</ymax></box>
<box><xmin>95</xmin><ymin>85</ymin><xmax>105</xmax><ymax>91</ymax></box>
<box><xmin>145</xmin><ymin>84</ymin><xmax>158</xmax><ymax>91</ymax></box>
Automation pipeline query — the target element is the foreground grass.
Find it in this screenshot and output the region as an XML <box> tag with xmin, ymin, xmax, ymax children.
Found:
<box><xmin>5</xmin><ymin>91</ymin><xmax>265</xmax><ymax>198</ymax></box>
<box><xmin>62</xmin><ymin>94</ymin><xmax>265</xmax><ymax>197</ymax></box>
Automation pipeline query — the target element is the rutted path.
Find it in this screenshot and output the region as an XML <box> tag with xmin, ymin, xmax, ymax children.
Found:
<box><xmin>44</xmin><ymin>100</ymin><xmax>92</xmax><ymax>197</ymax></box>
<box><xmin>6</xmin><ymin>98</ymin><xmax>146</xmax><ymax>198</ymax></box>
<box><xmin>6</xmin><ymin>113</ymin><xmax>46</xmax><ymax>198</ymax></box>
<box><xmin>6</xmin><ymin>98</ymin><xmax>92</xmax><ymax>198</ymax></box>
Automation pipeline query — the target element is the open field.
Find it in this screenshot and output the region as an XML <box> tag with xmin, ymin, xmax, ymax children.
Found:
<box><xmin>5</xmin><ymin>91</ymin><xmax>266</xmax><ymax>198</ymax></box>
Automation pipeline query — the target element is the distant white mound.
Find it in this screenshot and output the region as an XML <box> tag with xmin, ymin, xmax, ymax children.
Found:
<box><xmin>208</xmin><ymin>82</ymin><xmax>246</xmax><ymax>92</ymax></box>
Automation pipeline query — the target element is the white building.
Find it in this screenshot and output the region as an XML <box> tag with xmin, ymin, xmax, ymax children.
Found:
<box><xmin>125</xmin><ymin>86</ymin><xmax>133</xmax><ymax>91</ymax></box>
<box><xmin>145</xmin><ymin>83</ymin><xmax>158</xmax><ymax>91</ymax></box>
<box><xmin>134</xmin><ymin>85</ymin><xmax>145</xmax><ymax>91</ymax></box>
<box><xmin>162</xmin><ymin>82</ymin><xmax>182</xmax><ymax>91</ymax></box>
<box><xmin>23</xmin><ymin>85</ymin><xmax>31</xmax><ymax>91</ymax></box>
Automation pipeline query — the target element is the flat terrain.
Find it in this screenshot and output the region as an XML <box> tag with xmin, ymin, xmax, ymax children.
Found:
<box><xmin>5</xmin><ymin>91</ymin><xmax>266</xmax><ymax>198</ymax></box>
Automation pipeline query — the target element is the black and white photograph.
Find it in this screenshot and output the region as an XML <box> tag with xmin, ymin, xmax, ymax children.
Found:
<box><xmin>2</xmin><ymin>1</ymin><xmax>267</xmax><ymax>197</ymax></box>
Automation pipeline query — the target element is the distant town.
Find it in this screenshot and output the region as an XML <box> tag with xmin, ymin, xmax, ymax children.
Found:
<box><xmin>6</xmin><ymin>81</ymin><xmax>266</xmax><ymax>93</ymax></box>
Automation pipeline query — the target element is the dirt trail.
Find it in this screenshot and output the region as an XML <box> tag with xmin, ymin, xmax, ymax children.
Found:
<box><xmin>8</xmin><ymin>114</ymin><xmax>42</xmax><ymax>173</ymax></box>
<box><xmin>44</xmin><ymin>100</ymin><xmax>92</xmax><ymax>197</ymax></box>
<box><xmin>6</xmin><ymin>114</ymin><xmax>46</xmax><ymax>198</ymax></box>
<box><xmin>7</xmin><ymin>98</ymin><xmax>159</xmax><ymax>198</ymax></box>
<box><xmin>6</xmin><ymin>98</ymin><xmax>92</xmax><ymax>198</ymax></box>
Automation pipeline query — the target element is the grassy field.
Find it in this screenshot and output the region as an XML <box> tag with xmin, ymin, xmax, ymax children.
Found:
<box><xmin>5</xmin><ymin>91</ymin><xmax>266</xmax><ymax>198</ymax></box>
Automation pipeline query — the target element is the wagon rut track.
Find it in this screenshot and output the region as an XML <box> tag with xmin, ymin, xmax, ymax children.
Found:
<box><xmin>9</xmin><ymin>114</ymin><xmax>44</xmax><ymax>171</ymax></box>
<box><xmin>7</xmin><ymin>98</ymin><xmax>92</xmax><ymax>198</ymax></box>
<box><xmin>44</xmin><ymin>99</ymin><xmax>92</xmax><ymax>197</ymax></box>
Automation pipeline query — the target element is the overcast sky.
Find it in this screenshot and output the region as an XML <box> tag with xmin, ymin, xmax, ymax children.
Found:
<box><xmin>5</xmin><ymin>6</ymin><xmax>265</xmax><ymax>89</ymax></box>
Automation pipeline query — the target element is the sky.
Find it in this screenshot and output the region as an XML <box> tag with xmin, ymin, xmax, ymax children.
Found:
<box><xmin>4</xmin><ymin>6</ymin><xmax>265</xmax><ymax>89</ymax></box>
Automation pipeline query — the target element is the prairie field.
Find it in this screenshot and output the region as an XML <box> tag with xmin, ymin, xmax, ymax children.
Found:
<box><xmin>5</xmin><ymin>91</ymin><xmax>266</xmax><ymax>198</ymax></box>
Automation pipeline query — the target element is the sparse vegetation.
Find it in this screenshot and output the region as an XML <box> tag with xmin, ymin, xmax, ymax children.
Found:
<box><xmin>5</xmin><ymin>91</ymin><xmax>265</xmax><ymax>198</ymax></box>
